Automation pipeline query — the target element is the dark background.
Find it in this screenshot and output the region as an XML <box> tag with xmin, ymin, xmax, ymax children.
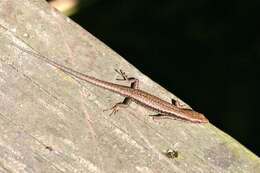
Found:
<box><xmin>70</xmin><ymin>0</ymin><xmax>259</xmax><ymax>155</ymax></box>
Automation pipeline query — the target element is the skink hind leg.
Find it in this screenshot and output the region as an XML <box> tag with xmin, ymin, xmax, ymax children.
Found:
<box><xmin>115</xmin><ymin>69</ymin><xmax>139</xmax><ymax>89</ymax></box>
<box><xmin>103</xmin><ymin>69</ymin><xmax>137</xmax><ymax>116</ymax></box>
<box><xmin>103</xmin><ymin>97</ymin><xmax>132</xmax><ymax>116</ymax></box>
<box><xmin>149</xmin><ymin>114</ymin><xmax>187</xmax><ymax>122</ymax></box>
<box><xmin>149</xmin><ymin>114</ymin><xmax>178</xmax><ymax>120</ymax></box>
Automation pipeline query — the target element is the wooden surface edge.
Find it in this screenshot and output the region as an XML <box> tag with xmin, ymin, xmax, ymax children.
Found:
<box><xmin>0</xmin><ymin>1</ymin><xmax>259</xmax><ymax>173</ymax></box>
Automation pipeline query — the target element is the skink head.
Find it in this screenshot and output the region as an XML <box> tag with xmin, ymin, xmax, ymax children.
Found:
<box><xmin>187</xmin><ymin>111</ymin><xmax>209</xmax><ymax>123</ymax></box>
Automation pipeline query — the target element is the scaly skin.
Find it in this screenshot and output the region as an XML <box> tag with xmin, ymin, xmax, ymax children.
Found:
<box><xmin>13</xmin><ymin>44</ymin><xmax>209</xmax><ymax>123</ymax></box>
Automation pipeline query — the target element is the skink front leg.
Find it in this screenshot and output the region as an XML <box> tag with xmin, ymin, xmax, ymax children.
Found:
<box><xmin>115</xmin><ymin>69</ymin><xmax>139</xmax><ymax>89</ymax></box>
<box><xmin>103</xmin><ymin>97</ymin><xmax>132</xmax><ymax>116</ymax></box>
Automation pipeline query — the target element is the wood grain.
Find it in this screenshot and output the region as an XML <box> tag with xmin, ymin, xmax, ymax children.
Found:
<box><xmin>0</xmin><ymin>1</ymin><xmax>259</xmax><ymax>172</ymax></box>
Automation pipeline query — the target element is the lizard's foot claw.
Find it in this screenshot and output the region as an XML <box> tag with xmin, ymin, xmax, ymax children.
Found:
<box><xmin>103</xmin><ymin>105</ymin><xmax>119</xmax><ymax>116</ymax></box>
<box><xmin>148</xmin><ymin>115</ymin><xmax>163</xmax><ymax>124</ymax></box>
<box><xmin>115</xmin><ymin>69</ymin><xmax>128</xmax><ymax>81</ymax></box>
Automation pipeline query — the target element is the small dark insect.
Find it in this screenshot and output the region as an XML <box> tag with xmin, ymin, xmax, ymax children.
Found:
<box><xmin>164</xmin><ymin>149</ymin><xmax>178</xmax><ymax>159</ymax></box>
<box><xmin>45</xmin><ymin>146</ymin><xmax>53</xmax><ymax>151</ymax></box>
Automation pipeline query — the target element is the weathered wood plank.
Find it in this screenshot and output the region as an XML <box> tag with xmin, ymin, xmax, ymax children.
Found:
<box><xmin>0</xmin><ymin>1</ymin><xmax>259</xmax><ymax>172</ymax></box>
